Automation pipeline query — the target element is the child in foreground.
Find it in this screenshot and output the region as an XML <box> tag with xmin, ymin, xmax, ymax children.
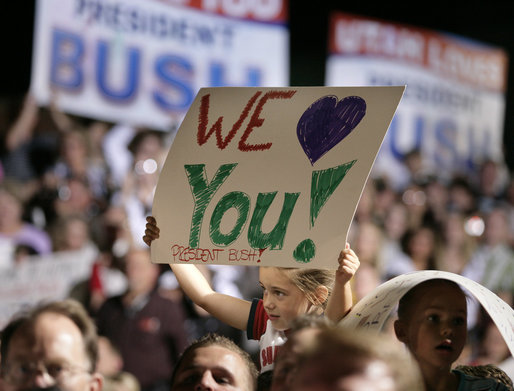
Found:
<box><xmin>394</xmin><ymin>279</ymin><xmax>510</xmax><ymax>391</ymax></box>
<box><xmin>143</xmin><ymin>216</ymin><xmax>359</xmax><ymax>372</ymax></box>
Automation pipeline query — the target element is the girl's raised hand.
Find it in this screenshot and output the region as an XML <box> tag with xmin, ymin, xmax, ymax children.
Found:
<box><xmin>325</xmin><ymin>243</ymin><xmax>360</xmax><ymax>322</ymax></box>
<box><xmin>336</xmin><ymin>243</ymin><xmax>360</xmax><ymax>284</ymax></box>
<box><xmin>143</xmin><ymin>216</ymin><xmax>160</xmax><ymax>247</ymax></box>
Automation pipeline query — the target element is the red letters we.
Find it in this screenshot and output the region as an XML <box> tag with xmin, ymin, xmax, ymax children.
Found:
<box><xmin>197</xmin><ymin>90</ymin><xmax>296</xmax><ymax>151</ymax></box>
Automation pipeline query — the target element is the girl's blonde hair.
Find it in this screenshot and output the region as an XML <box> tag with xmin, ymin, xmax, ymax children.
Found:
<box><xmin>273</xmin><ymin>267</ymin><xmax>335</xmax><ymax>313</ymax></box>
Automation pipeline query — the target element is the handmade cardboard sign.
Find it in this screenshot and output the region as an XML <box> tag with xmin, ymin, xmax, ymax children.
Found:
<box><xmin>339</xmin><ymin>270</ymin><xmax>514</xmax><ymax>356</ymax></box>
<box><xmin>151</xmin><ymin>86</ymin><xmax>404</xmax><ymax>268</ymax></box>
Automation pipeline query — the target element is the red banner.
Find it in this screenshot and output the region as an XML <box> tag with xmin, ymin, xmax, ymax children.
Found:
<box><xmin>156</xmin><ymin>0</ymin><xmax>288</xmax><ymax>22</ymax></box>
<box><xmin>329</xmin><ymin>13</ymin><xmax>508</xmax><ymax>92</ymax></box>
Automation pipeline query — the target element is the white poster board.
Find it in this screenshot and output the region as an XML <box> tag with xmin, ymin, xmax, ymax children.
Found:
<box><xmin>30</xmin><ymin>0</ymin><xmax>289</xmax><ymax>130</ymax></box>
<box><xmin>151</xmin><ymin>86</ymin><xmax>404</xmax><ymax>268</ymax></box>
<box><xmin>0</xmin><ymin>247</ymin><xmax>96</xmax><ymax>329</ymax></box>
<box><xmin>339</xmin><ymin>270</ymin><xmax>514</xmax><ymax>356</ymax></box>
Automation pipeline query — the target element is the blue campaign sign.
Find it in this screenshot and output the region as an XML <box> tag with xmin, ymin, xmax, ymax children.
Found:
<box><xmin>326</xmin><ymin>12</ymin><xmax>508</xmax><ymax>185</ymax></box>
<box><xmin>31</xmin><ymin>0</ymin><xmax>289</xmax><ymax>130</ymax></box>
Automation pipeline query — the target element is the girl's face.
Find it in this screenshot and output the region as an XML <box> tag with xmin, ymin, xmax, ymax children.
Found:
<box><xmin>408</xmin><ymin>228</ymin><xmax>435</xmax><ymax>261</ymax></box>
<box><xmin>395</xmin><ymin>282</ymin><xmax>467</xmax><ymax>373</ymax></box>
<box><xmin>0</xmin><ymin>190</ymin><xmax>22</xmax><ymax>226</ymax></box>
<box><xmin>65</xmin><ymin>219</ymin><xmax>89</xmax><ymax>251</ymax></box>
<box><xmin>259</xmin><ymin>268</ymin><xmax>312</xmax><ymax>331</ymax></box>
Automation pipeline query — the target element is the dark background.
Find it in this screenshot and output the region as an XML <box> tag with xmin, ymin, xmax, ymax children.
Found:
<box><xmin>3</xmin><ymin>1</ymin><xmax>513</xmax><ymax>170</ymax></box>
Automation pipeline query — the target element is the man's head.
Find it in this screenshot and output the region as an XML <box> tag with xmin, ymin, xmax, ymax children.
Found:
<box><xmin>288</xmin><ymin>327</ymin><xmax>423</xmax><ymax>391</ymax></box>
<box><xmin>170</xmin><ymin>334</ymin><xmax>258</xmax><ymax>391</ymax></box>
<box><xmin>271</xmin><ymin>314</ymin><xmax>332</xmax><ymax>391</ymax></box>
<box><xmin>124</xmin><ymin>248</ymin><xmax>159</xmax><ymax>295</ymax></box>
<box><xmin>1</xmin><ymin>300</ymin><xmax>103</xmax><ymax>391</ymax></box>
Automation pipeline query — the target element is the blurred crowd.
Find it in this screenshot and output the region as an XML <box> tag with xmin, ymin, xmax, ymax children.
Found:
<box><xmin>0</xmin><ymin>93</ymin><xmax>512</xmax><ymax>389</ymax></box>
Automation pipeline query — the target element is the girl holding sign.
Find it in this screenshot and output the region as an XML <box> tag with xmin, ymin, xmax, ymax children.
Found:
<box><xmin>143</xmin><ymin>216</ymin><xmax>359</xmax><ymax>373</ymax></box>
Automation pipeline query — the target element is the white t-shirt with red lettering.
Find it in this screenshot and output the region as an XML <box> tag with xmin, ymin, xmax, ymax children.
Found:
<box><xmin>247</xmin><ymin>298</ymin><xmax>287</xmax><ymax>373</ymax></box>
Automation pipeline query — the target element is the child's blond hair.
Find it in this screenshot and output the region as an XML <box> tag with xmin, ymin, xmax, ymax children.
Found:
<box><xmin>269</xmin><ymin>267</ymin><xmax>335</xmax><ymax>313</ymax></box>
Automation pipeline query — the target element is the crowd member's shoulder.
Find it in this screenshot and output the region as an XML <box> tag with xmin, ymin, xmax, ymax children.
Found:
<box><xmin>454</xmin><ymin>364</ymin><xmax>513</xmax><ymax>391</ymax></box>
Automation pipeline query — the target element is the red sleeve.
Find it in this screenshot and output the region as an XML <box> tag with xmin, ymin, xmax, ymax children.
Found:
<box><xmin>247</xmin><ymin>298</ymin><xmax>269</xmax><ymax>340</ymax></box>
<box><xmin>89</xmin><ymin>262</ymin><xmax>103</xmax><ymax>294</ymax></box>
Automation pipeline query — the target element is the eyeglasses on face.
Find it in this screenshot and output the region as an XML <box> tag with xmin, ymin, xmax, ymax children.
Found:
<box><xmin>1</xmin><ymin>361</ymin><xmax>91</xmax><ymax>386</ymax></box>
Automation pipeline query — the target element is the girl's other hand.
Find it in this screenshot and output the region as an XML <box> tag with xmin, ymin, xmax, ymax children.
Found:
<box><xmin>336</xmin><ymin>243</ymin><xmax>360</xmax><ymax>284</ymax></box>
<box><xmin>143</xmin><ymin>215</ymin><xmax>160</xmax><ymax>246</ymax></box>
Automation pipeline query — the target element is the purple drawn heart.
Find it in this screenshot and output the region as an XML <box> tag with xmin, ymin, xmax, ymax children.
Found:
<box><xmin>297</xmin><ymin>95</ymin><xmax>366</xmax><ymax>165</ymax></box>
